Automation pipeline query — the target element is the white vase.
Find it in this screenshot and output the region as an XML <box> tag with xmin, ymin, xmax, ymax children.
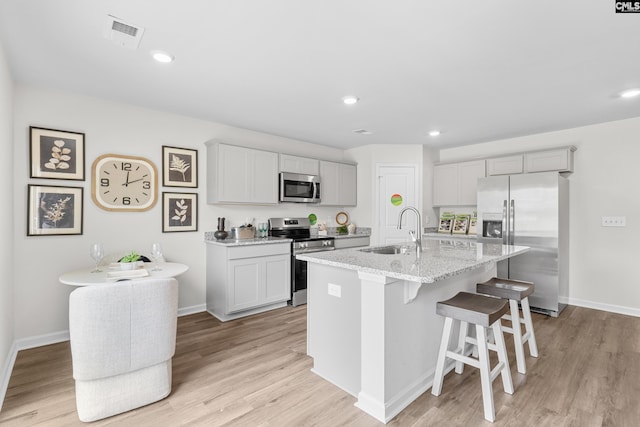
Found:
<box><xmin>119</xmin><ymin>262</ymin><xmax>137</xmax><ymax>271</ymax></box>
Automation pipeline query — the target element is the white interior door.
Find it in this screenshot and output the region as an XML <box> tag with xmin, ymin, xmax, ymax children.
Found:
<box><xmin>376</xmin><ymin>164</ymin><xmax>418</xmax><ymax>245</ymax></box>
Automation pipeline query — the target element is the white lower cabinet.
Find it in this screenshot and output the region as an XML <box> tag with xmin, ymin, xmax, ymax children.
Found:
<box><xmin>206</xmin><ymin>242</ymin><xmax>291</xmax><ymax>321</ymax></box>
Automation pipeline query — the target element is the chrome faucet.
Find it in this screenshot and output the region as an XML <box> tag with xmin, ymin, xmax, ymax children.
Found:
<box><xmin>397</xmin><ymin>206</ymin><xmax>422</xmax><ymax>257</ymax></box>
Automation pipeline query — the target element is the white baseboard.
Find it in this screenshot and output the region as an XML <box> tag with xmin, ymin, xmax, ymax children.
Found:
<box><xmin>178</xmin><ymin>304</ymin><xmax>206</xmax><ymax>317</ymax></box>
<box><xmin>561</xmin><ymin>296</ymin><xmax>640</xmax><ymax>318</ymax></box>
<box><xmin>0</xmin><ymin>341</ymin><xmax>18</xmax><ymax>413</ymax></box>
<box><xmin>15</xmin><ymin>330</ymin><xmax>70</xmax><ymax>351</ymax></box>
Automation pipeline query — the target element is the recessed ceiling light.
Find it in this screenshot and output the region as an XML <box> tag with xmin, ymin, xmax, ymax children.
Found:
<box><xmin>151</xmin><ymin>50</ymin><xmax>174</xmax><ymax>63</ymax></box>
<box><xmin>429</xmin><ymin>130</ymin><xmax>441</xmax><ymax>137</ymax></box>
<box><xmin>342</xmin><ymin>95</ymin><xmax>359</xmax><ymax>105</ymax></box>
<box><xmin>620</xmin><ymin>88</ymin><xmax>640</xmax><ymax>98</ymax></box>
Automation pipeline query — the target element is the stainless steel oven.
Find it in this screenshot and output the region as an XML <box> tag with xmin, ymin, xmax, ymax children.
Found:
<box><xmin>279</xmin><ymin>172</ymin><xmax>321</xmax><ymax>203</ymax></box>
<box><xmin>269</xmin><ymin>217</ymin><xmax>335</xmax><ymax>306</ymax></box>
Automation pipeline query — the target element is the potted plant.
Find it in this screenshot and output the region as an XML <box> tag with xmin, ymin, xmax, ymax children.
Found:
<box><xmin>119</xmin><ymin>251</ymin><xmax>141</xmax><ymax>270</ymax></box>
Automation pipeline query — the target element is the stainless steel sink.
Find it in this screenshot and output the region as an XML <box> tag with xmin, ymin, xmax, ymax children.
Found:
<box><xmin>359</xmin><ymin>245</ymin><xmax>413</xmax><ymax>255</ymax></box>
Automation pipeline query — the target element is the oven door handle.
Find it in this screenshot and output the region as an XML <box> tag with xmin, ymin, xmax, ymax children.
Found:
<box><xmin>294</xmin><ymin>247</ymin><xmax>335</xmax><ymax>255</ymax></box>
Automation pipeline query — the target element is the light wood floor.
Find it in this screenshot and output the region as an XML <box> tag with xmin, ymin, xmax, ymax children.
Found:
<box><xmin>1</xmin><ymin>304</ymin><xmax>638</xmax><ymax>426</ymax></box>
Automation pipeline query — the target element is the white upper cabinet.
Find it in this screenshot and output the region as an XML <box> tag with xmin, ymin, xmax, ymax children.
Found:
<box><xmin>486</xmin><ymin>155</ymin><xmax>524</xmax><ymax>176</ymax></box>
<box><xmin>206</xmin><ymin>142</ymin><xmax>279</xmax><ymax>204</ymax></box>
<box><xmin>525</xmin><ymin>148</ymin><xmax>575</xmax><ymax>173</ymax></box>
<box><xmin>433</xmin><ymin>160</ymin><xmax>486</xmax><ymax>206</ymax></box>
<box><xmin>319</xmin><ymin>161</ymin><xmax>357</xmax><ymax>206</ymax></box>
<box><xmin>279</xmin><ymin>154</ymin><xmax>320</xmax><ymax>175</ymax></box>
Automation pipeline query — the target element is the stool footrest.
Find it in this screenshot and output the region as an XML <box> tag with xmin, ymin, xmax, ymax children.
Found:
<box><xmin>445</xmin><ymin>350</ymin><xmax>480</xmax><ymax>370</ymax></box>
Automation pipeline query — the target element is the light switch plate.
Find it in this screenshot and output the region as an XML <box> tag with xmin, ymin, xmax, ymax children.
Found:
<box><xmin>601</xmin><ymin>216</ymin><xmax>626</xmax><ymax>227</ymax></box>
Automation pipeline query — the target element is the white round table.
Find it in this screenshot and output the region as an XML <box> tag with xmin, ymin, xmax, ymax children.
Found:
<box><xmin>59</xmin><ymin>262</ymin><xmax>189</xmax><ymax>286</ymax></box>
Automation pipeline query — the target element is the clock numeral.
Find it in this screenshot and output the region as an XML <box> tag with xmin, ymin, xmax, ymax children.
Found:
<box><xmin>121</xmin><ymin>162</ymin><xmax>132</xmax><ymax>171</ymax></box>
<box><xmin>100</xmin><ymin>178</ymin><xmax>110</xmax><ymax>187</ymax></box>
<box><xmin>122</xmin><ymin>197</ymin><xmax>131</xmax><ymax>205</ymax></box>
<box><xmin>143</xmin><ymin>181</ymin><xmax>151</xmax><ymax>189</ymax></box>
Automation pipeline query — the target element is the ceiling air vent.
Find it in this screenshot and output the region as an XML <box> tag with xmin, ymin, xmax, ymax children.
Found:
<box><xmin>103</xmin><ymin>15</ymin><xmax>145</xmax><ymax>50</ymax></box>
<box><xmin>353</xmin><ymin>129</ymin><xmax>373</xmax><ymax>135</ymax></box>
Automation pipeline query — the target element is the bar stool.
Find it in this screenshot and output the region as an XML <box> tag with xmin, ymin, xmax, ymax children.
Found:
<box><xmin>432</xmin><ymin>292</ymin><xmax>514</xmax><ymax>423</ymax></box>
<box><xmin>477</xmin><ymin>278</ymin><xmax>539</xmax><ymax>374</ymax></box>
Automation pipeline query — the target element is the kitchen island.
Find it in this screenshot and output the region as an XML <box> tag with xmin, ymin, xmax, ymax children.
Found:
<box><xmin>297</xmin><ymin>238</ymin><xmax>529</xmax><ymax>423</ymax></box>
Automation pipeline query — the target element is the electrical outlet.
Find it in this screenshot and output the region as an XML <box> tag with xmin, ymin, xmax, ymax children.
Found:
<box><xmin>328</xmin><ymin>283</ymin><xmax>341</xmax><ymax>298</ymax></box>
<box><xmin>601</xmin><ymin>216</ymin><xmax>626</xmax><ymax>227</ymax></box>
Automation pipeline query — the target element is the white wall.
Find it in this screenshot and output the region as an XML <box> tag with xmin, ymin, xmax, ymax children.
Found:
<box><xmin>440</xmin><ymin>118</ymin><xmax>640</xmax><ymax>314</ymax></box>
<box><xmin>345</xmin><ymin>145</ymin><xmax>423</xmax><ymax>244</ymax></box>
<box><xmin>12</xmin><ymin>85</ymin><xmax>349</xmax><ymax>340</ymax></box>
<box><xmin>0</xmin><ymin>41</ymin><xmax>15</xmax><ymax>409</ymax></box>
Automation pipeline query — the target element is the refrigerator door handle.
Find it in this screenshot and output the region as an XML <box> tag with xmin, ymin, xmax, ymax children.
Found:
<box><xmin>510</xmin><ymin>199</ymin><xmax>515</xmax><ymax>245</ymax></box>
<box><xmin>502</xmin><ymin>199</ymin><xmax>508</xmax><ymax>245</ymax></box>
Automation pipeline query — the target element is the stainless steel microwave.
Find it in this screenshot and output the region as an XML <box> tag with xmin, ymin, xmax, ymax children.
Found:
<box><xmin>279</xmin><ymin>172</ymin><xmax>321</xmax><ymax>203</ymax></box>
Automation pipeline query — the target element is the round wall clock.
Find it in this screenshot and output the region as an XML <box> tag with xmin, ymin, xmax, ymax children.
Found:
<box><xmin>91</xmin><ymin>154</ymin><xmax>158</xmax><ymax>212</ymax></box>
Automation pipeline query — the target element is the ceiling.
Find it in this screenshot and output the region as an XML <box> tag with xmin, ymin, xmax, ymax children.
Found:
<box><xmin>1</xmin><ymin>1</ymin><xmax>639</xmax><ymax>150</ymax></box>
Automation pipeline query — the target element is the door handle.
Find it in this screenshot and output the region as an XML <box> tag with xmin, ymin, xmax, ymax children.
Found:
<box><xmin>502</xmin><ymin>200</ymin><xmax>508</xmax><ymax>245</ymax></box>
<box><xmin>510</xmin><ymin>200</ymin><xmax>515</xmax><ymax>245</ymax></box>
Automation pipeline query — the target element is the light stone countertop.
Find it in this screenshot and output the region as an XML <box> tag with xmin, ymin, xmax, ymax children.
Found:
<box><xmin>204</xmin><ymin>235</ymin><xmax>292</xmax><ymax>247</ymax></box>
<box><xmin>296</xmin><ymin>239</ymin><xmax>529</xmax><ymax>283</ymax></box>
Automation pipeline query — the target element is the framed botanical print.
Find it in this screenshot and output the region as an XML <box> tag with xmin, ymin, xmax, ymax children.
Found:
<box><xmin>30</xmin><ymin>126</ymin><xmax>85</xmax><ymax>180</ymax></box>
<box><xmin>162</xmin><ymin>145</ymin><xmax>197</xmax><ymax>188</ymax></box>
<box><xmin>27</xmin><ymin>184</ymin><xmax>83</xmax><ymax>236</ymax></box>
<box><xmin>162</xmin><ymin>192</ymin><xmax>198</xmax><ymax>232</ymax></box>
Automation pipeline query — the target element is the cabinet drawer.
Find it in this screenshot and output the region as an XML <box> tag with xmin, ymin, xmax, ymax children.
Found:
<box><xmin>334</xmin><ymin>236</ymin><xmax>370</xmax><ymax>249</ymax></box>
<box><xmin>227</xmin><ymin>243</ymin><xmax>290</xmax><ymax>260</ymax></box>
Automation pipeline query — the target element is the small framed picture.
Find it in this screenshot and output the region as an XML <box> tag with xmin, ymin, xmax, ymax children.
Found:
<box><xmin>30</xmin><ymin>126</ymin><xmax>85</xmax><ymax>180</ymax></box>
<box><xmin>162</xmin><ymin>192</ymin><xmax>198</xmax><ymax>232</ymax></box>
<box><xmin>162</xmin><ymin>146</ymin><xmax>198</xmax><ymax>188</ymax></box>
<box><xmin>27</xmin><ymin>184</ymin><xmax>83</xmax><ymax>236</ymax></box>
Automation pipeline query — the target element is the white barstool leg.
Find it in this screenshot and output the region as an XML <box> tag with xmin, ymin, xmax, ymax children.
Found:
<box><xmin>432</xmin><ymin>317</ymin><xmax>453</xmax><ymax>396</ymax></box>
<box><xmin>492</xmin><ymin>321</ymin><xmax>514</xmax><ymax>395</ymax></box>
<box><xmin>521</xmin><ymin>297</ymin><xmax>539</xmax><ymax>357</ymax></box>
<box><xmin>455</xmin><ymin>321</ymin><xmax>468</xmax><ymax>374</ymax></box>
<box><xmin>475</xmin><ymin>325</ymin><xmax>495</xmax><ymax>423</ymax></box>
<box><xmin>509</xmin><ymin>299</ymin><xmax>526</xmax><ymax>374</ymax></box>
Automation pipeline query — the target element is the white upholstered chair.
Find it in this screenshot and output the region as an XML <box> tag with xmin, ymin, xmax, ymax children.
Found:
<box><xmin>69</xmin><ymin>278</ymin><xmax>179</xmax><ymax>422</ymax></box>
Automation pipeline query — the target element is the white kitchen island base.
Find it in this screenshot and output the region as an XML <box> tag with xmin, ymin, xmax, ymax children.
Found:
<box><xmin>307</xmin><ymin>263</ymin><xmax>495</xmax><ymax>423</ymax></box>
<box><xmin>301</xmin><ymin>239</ymin><xmax>529</xmax><ymax>423</ymax></box>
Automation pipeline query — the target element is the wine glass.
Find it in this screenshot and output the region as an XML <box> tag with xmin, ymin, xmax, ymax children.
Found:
<box><xmin>151</xmin><ymin>243</ymin><xmax>163</xmax><ymax>271</ymax></box>
<box><xmin>89</xmin><ymin>243</ymin><xmax>104</xmax><ymax>273</ymax></box>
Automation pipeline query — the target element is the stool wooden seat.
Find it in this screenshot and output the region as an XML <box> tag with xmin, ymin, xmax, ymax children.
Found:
<box><xmin>477</xmin><ymin>277</ymin><xmax>538</xmax><ymax>374</ymax></box>
<box><xmin>432</xmin><ymin>292</ymin><xmax>514</xmax><ymax>423</ymax></box>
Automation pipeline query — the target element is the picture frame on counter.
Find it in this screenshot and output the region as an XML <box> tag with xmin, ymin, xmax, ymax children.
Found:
<box><xmin>162</xmin><ymin>145</ymin><xmax>198</xmax><ymax>188</ymax></box>
<box><xmin>27</xmin><ymin>184</ymin><xmax>83</xmax><ymax>236</ymax></box>
<box><xmin>162</xmin><ymin>192</ymin><xmax>198</xmax><ymax>232</ymax></box>
<box><xmin>30</xmin><ymin>126</ymin><xmax>85</xmax><ymax>180</ymax></box>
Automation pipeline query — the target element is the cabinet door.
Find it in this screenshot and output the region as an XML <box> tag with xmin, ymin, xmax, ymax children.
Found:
<box><xmin>433</xmin><ymin>163</ymin><xmax>458</xmax><ymax>206</ymax></box>
<box><xmin>279</xmin><ymin>154</ymin><xmax>320</xmax><ymax>175</ymax></box>
<box><xmin>217</xmin><ymin>144</ymin><xmax>250</xmax><ymax>202</ymax></box>
<box><xmin>338</xmin><ymin>163</ymin><xmax>357</xmax><ymax>206</ymax></box>
<box><xmin>251</xmin><ymin>149</ymin><xmax>279</xmax><ymax>204</ymax></box>
<box><xmin>228</xmin><ymin>259</ymin><xmax>261</xmax><ymax>313</ymax></box>
<box><xmin>458</xmin><ymin>160</ymin><xmax>486</xmax><ymax>205</ymax></box>
<box><xmin>487</xmin><ymin>155</ymin><xmax>523</xmax><ymax>176</ymax></box>
<box><xmin>263</xmin><ymin>255</ymin><xmax>290</xmax><ymax>304</ymax></box>
<box><xmin>320</xmin><ymin>161</ymin><xmax>357</xmax><ymax>206</ymax></box>
<box><xmin>525</xmin><ymin>149</ymin><xmax>571</xmax><ymax>173</ymax></box>
<box><xmin>319</xmin><ymin>161</ymin><xmax>340</xmax><ymax>205</ymax></box>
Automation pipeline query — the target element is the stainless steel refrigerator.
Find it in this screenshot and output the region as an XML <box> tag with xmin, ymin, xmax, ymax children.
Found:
<box><xmin>477</xmin><ymin>172</ymin><xmax>569</xmax><ymax>317</ymax></box>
